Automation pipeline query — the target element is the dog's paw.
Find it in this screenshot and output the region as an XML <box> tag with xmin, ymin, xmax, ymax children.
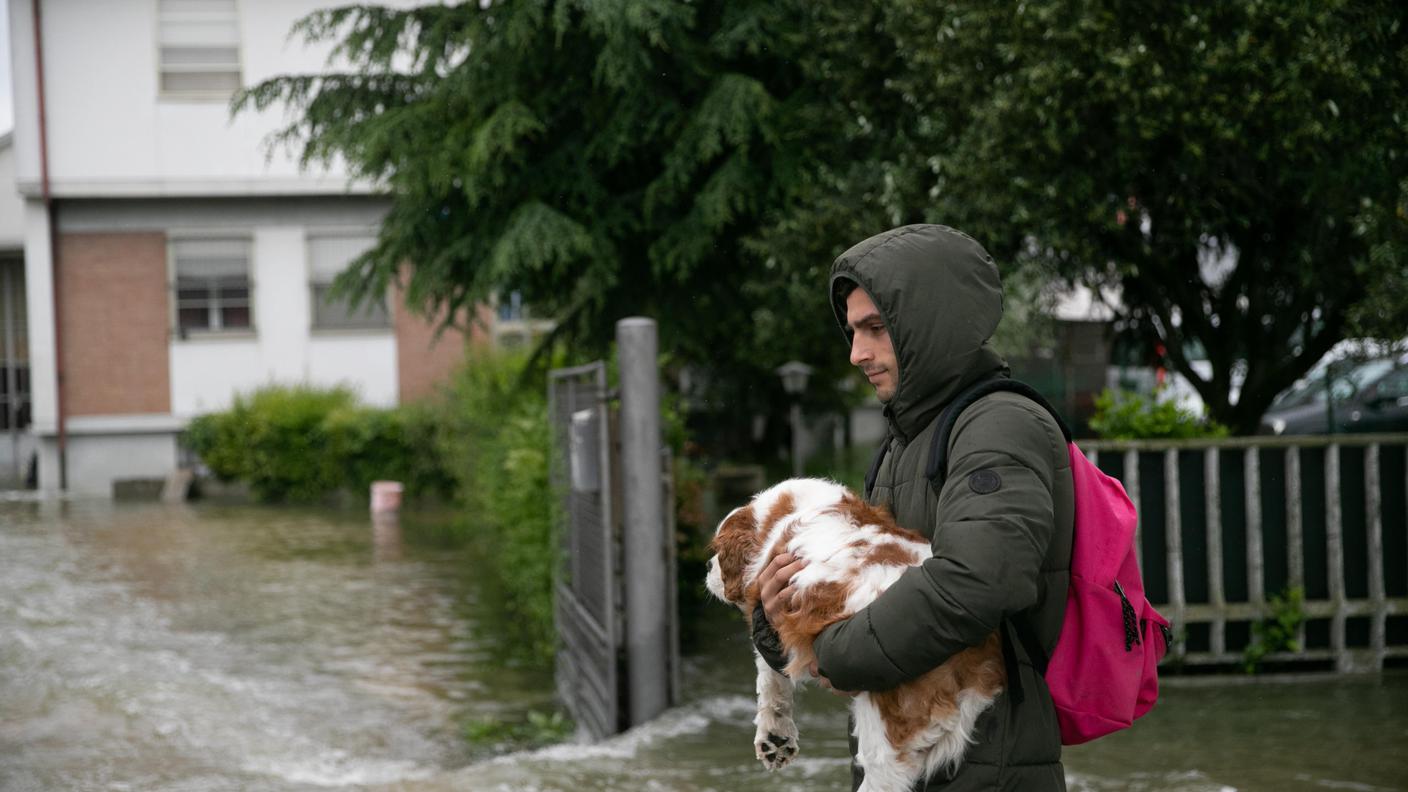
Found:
<box><xmin>754</xmin><ymin>726</ymin><xmax>800</xmax><ymax>770</ymax></box>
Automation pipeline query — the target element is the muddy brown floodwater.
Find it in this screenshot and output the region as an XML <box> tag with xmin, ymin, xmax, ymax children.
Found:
<box><xmin>2</xmin><ymin>498</ymin><xmax>1405</xmax><ymax>791</ymax></box>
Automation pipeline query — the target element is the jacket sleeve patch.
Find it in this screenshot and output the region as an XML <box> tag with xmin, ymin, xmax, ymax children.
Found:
<box><xmin>968</xmin><ymin>469</ymin><xmax>1002</xmax><ymax>494</ymax></box>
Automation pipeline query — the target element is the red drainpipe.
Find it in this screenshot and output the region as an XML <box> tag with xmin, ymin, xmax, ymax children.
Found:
<box><xmin>32</xmin><ymin>0</ymin><xmax>67</xmax><ymax>490</ymax></box>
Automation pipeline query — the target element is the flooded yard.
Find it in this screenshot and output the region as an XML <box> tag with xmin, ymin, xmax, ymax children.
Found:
<box><xmin>2</xmin><ymin>498</ymin><xmax>1405</xmax><ymax>791</ymax></box>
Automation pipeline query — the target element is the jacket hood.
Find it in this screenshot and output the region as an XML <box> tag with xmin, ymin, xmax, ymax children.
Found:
<box><xmin>830</xmin><ymin>224</ymin><xmax>1009</xmax><ymax>442</ymax></box>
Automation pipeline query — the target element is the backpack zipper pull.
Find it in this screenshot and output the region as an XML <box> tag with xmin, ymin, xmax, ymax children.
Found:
<box><xmin>1114</xmin><ymin>580</ymin><xmax>1140</xmax><ymax>652</ymax></box>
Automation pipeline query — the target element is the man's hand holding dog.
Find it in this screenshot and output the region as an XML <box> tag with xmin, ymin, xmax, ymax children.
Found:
<box><xmin>757</xmin><ymin>552</ymin><xmax>855</xmax><ymax>697</ymax></box>
<box><xmin>759</xmin><ymin>552</ymin><xmax>806</xmax><ymax>626</ymax></box>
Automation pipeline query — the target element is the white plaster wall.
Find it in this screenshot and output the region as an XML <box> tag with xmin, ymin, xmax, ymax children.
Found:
<box><xmin>20</xmin><ymin>0</ymin><xmax>420</xmax><ymax>197</ymax></box>
<box><xmin>66</xmin><ymin>432</ymin><xmax>178</xmax><ymax>497</ymax></box>
<box><xmin>7</xmin><ymin>0</ymin><xmax>41</xmax><ymax>188</ymax></box>
<box><xmin>255</xmin><ymin>226</ymin><xmax>312</xmax><ymax>382</ymax></box>
<box><xmin>0</xmin><ymin>140</ymin><xmax>23</xmax><ymax>248</ymax></box>
<box><xmin>307</xmin><ymin>336</ymin><xmax>398</xmax><ymax>407</ymax></box>
<box><xmin>22</xmin><ymin>202</ymin><xmax>55</xmax><ymax>435</ymax></box>
<box><xmin>170</xmin><ymin>337</ymin><xmax>265</xmax><ymax>416</ymax></box>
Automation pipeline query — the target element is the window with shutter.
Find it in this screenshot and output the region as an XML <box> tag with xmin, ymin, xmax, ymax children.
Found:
<box><xmin>158</xmin><ymin>0</ymin><xmax>242</xmax><ymax>97</ymax></box>
<box><xmin>308</xmin><ymin>235</ymin><xmax>391</xmax><ymax>330</ymax></box>
<box><xmin>172</xmin><ymin>238</ymin><xmax>253</xmax><ymax>334</ymax></box>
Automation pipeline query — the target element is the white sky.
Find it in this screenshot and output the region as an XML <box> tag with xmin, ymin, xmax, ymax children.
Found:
<box><xmin>1</xmin><ymin>0</ymin><xmax>12</xmax><ymax>135</ymax></box>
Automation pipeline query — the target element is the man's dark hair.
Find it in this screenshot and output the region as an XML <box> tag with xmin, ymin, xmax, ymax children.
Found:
<box><xmin>833</xmin><ymin>276</ymin><xmax>859</xmax><ymax>314</ymax></box>
<box><xmin>832</xmin><ymin>277</ymin><xmax>860</xmax><ymax>340</ymax></box>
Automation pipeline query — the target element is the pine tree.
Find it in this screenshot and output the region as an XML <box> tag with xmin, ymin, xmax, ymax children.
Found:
<box><xmin>236</xmin><ymin>1</ymin><xmax>868</xmax><ymax>425</ymax></box>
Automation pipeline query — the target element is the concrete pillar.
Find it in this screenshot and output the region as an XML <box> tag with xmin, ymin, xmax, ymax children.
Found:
<box><xmin>23</xmin><ymin>201</ymin><xmax>61</xmax><ymax>494</ymax></box>
<box><xmin>616</xmin><ymin>317</ymin><xmax>669</xmax><ymax>725</ymax></box>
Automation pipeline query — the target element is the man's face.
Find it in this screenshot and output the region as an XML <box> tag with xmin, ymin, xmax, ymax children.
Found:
<box><xmin>845</xmin><ymin>288</ymin><xmax>899</xmax><ymax>402</ymax></box>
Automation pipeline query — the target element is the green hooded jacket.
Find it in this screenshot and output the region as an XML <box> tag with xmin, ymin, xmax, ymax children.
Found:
<box><xmin>816</xmin><ymin>225</ymin><xmax>1074</xmax><ymax>791</ymax></box>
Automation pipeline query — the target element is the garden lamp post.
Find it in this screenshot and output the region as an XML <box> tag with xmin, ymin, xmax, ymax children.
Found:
<box><xmin>777</xmin><ymin>362</ymin><xmax>813</xmax><ymax>478</ymax></box>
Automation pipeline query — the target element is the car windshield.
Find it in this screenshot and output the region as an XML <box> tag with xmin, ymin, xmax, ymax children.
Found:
<box><xmin>1271</xmin><ymin>358</ymin><xmax>1396</xmax><ymax>409</ymax></box>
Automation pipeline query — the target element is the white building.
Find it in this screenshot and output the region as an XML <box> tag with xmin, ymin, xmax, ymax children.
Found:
<box><xmin>5</xmin><ymin>0</ymin><xmax>485</xmax><ymax>496</ymax></box>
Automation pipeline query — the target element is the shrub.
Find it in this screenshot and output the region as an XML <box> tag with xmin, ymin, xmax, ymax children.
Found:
<box><xmin>1089</xmin><ymin>388</ymin><xmax>1229</xmax><ymax>440</ymax></box>
<box><xmin>433</xmin><ymin>351</ymin><xmax>718</xmax><ymax>664</ymax></box>
<box><xmin>185</xmin><ymin>384</ymin><xmax>452</xmax><ymax>503</ymax></box>
<box><xmin>433</xmin><ymin>351</ymin><xmax>557</xmax><ymax>664</ymax></box>
<box><xmin>186</xmin><ymin>408</ymin><xmax>248</xmax><ymax>482</ymax></box>
<box><xmin>184</xmin><ymin>385</ymin><xmax>353</xmax><ymax>501</ymax></box>
<box><xmin>1243</xmin><ymin>586</ymin><xmax>1306</xmax><ymax>673</ymax></box>
<box><xmin>325</xmin><ymin>401</ymin><xmax>454</xmax><ymax>500</ymax></box>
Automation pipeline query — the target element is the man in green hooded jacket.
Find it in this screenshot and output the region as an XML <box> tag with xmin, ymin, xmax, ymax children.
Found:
<box><xmin>753</xmin><ymin>224</ymin><xmax>1074</xmax><ymax>791</ymax></box>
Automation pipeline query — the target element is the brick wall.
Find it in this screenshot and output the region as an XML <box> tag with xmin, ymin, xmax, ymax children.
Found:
<box><xmin>57</xmin><ymin>232</ymin><xmax>171</xmax><ymax>416</ymax></box>
<box><xmin>394</xmin><ymin>298</ymin><xmax>490</xmax><ymax>403</ymax></box>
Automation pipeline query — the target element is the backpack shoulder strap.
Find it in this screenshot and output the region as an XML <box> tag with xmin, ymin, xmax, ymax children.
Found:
<box><xmin>924</xmin><ymin>377</ymin><xmax>1072</xmax><ymax>496</ymax></box>
<box><xmin>863</xmin><ymin>436</ymin><xmax>890</xmax><ymax>500</ymax></box>
<box><xmin>923</xmin><ymin>378</ymin><xmax>1072</xmax><ymax>683</ymax></box>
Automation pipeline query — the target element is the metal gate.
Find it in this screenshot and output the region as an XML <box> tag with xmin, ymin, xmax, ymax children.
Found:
<box><xmin>548</xmin><ymin>362</ymin><xmax>619</xmax><ymax>740</ymax></box>
<box><xmin>0</xmin><ymin>258</ymin><xmax>31</xmax><ymax>487</ymax></box>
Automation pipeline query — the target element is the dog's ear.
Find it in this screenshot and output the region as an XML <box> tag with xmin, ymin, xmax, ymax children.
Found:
<box><xmin>710</xmin><ymin>508</ymin><xmax>759</xmax><ymax>603</ymax></box>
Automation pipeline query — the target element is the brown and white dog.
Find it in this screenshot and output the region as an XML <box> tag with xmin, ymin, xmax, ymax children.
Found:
<box><xmin>705</xmin><ymin>478</ymin><xmax>1005</xmax><ymax>792</ymax></box>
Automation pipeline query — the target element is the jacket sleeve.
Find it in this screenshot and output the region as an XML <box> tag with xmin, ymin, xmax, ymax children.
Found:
<box><xmin>812</xmin><ymin>396</ymin><xmax>1063</xmax><ymax>692</ymax></box>
<box><xmin>750</xmin><ymin>602</ymin><xmax>790</xmax><ymax>674</ymax></box>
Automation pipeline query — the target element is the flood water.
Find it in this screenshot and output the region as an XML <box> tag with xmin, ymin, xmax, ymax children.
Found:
<box><xmin>2</xmin><ymin>498</ymin><xmax>1406</xmax><ymax>792</ymax></box>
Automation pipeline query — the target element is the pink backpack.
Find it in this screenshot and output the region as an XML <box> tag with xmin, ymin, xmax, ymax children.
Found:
<box><xmin>911</xmin><ymin>378</ymin><xmax>1171</xmax><ymax>745</ymax></box>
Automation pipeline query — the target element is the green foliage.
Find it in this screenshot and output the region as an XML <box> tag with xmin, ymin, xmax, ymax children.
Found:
<box><xmin>325</xmin><ymin>401</ymin><xmax>457</xmax><ymax>499</ymax></box>
<box><xmin>185</xmin><ymin>385</ymin><xmax>452</xmax><ymax>503</ymax></box>
<box><xmin>1243</xmin><ymin>587</ymin><xmax>1307</xmax><ymax>674</ymax></box>
<box><xmin>185</xmin><ymin>408</ymin><xmax>250</xmax><ymax>483</ymax></box>
<box><xmin>463</xmin><ymin>708</ymin><xmax>574</xmax><ymax>752</ymax></box>
<box><xmin>432</xmin><ymin>351</ymin><xmax>557</xmax><ymax>665</ymax></box>
<box><xmin>235</xmin><ymin>1</ymin><xmax>870</xmax><ymax>432</ymax></box>
<box><xmin>187</xmin><ymin>386</ymin><xmax>354</xmax><ymax>501</ymax></box>
<box><xmin>239</xmin><ymin>0</ymin><xmax>1408</xmax><ymax>441</ymax></box>
<box><xmin>413</xmin><ymin>350</ymin><xmax>721</xmax><ymax>664</ymax></box>
<box><xmin>1089</xmin><ymin>388</ymin><xmax>1229</xmax><ymax>440</ymax></box>
<box><xmin>874</xmin><ymin>0</ymin><xmax>1408</xmax><ymax>433</ymax></box>
<box><xmin>670</xmin><ymin>453</ymin><xmax>715</xmax><ymax>649</ymax></box>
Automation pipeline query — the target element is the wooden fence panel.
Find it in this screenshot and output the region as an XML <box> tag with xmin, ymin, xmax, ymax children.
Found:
<box><xmin>1080</xmin><ymin>433</ymin><xmax>1408</xmax><ymax>671</ymax></box>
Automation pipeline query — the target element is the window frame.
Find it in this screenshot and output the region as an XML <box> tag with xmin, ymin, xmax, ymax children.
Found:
<box><xmin>155</xmin><ymin>0</ymin><xmax>245</xmax><ymax>102</ymax></box>
<box><xmin>305</xmin><ymin>229</ymin><xmax>393</xmax><ymax>333</ymax></box>
<box><xmin>168</xmin><ymin>232</ymin><xmax>257</xmax><ymax>340</ymax></box>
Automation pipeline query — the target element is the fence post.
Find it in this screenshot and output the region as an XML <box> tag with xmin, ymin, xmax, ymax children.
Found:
<box><xmin>1367</xmin><ymin>444</ymin><xmax>1386</xmax><ymax>671</ymax></box>
<box><xmin>1245</xmin><ymin>447</ymin><xmax>1265</xmax><ymax>608</ymax></box>
<box><xmin>1164</xmin><ymin>448</ymin><xmax>1186</xmax><ymax>660</ymax></box>
<box><xmin>1205</xmin><ymin>448</ymin><xmax>1225</xmax><ymax>658</ymax></box>
<box><xmin>1124</xmin><ymin>449</ymin><xmax>1142</xmax><ymax>573</ymax></box>
<box><xmin>1326</xmin><ymin>444</ymin><xmax>1349</xmax><ymax>672</ymax></box>
<box><xmin>1286</xmin><ymin>446</ymin><xmax>1307</xmax><ymax>652</ymax></box>
<box><xmin>617</xmin><ymin>317</ymin><xmax>669</xmax><ymax>725</ymax></box>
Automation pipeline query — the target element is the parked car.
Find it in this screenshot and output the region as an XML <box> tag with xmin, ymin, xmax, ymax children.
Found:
<box><xmin>1261</xmin><ymin>356</ymin><xmax>1408</xmax><ymax>435</ymax></box>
